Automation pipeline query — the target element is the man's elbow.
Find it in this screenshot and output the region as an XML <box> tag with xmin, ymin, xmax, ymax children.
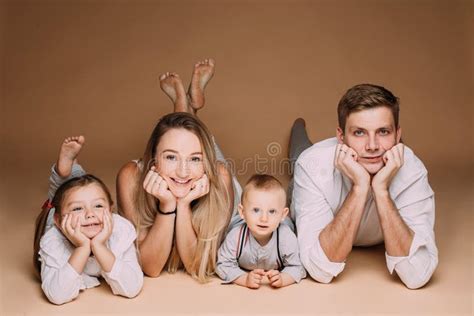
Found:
<box><xmin>308</xmin><ymin>269</ymin><xmax>334</xmax><ymax>284</ymax></box>
<box><xmin>400</xmin><ymin>265</ymin><xmax>437</xmax><ymax>290</ymax></box>
<box><xmin>301</xmin><ymin>253</ymin><xmax>336</xmax><ymax>284</ymax></box>
<box><xmin>398</xmin><ymin>252</ymin><xmax>438</xmax><ymax>290</ymax></box>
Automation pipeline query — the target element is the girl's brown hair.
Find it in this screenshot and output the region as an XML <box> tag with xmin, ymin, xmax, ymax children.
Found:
<box><xmin>33</xmin><ymin>174</ymin><xmax>113</xmax><ymax>277</ymax></box>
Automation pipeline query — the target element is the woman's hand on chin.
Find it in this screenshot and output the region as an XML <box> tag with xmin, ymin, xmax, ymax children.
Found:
<box><xmin>143</xmin><ymin>166</ymin><xmax>177</xmax><ymax>213</ymax></box>
<box><xmin>177</xmin><ymin>174</ymin><xmax>209</xmax><ymax>207</ymax></box>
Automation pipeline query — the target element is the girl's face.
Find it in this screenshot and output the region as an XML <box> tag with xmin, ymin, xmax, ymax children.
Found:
<box><xmin>155</xmin><ymin>128</ymin><xmax>206</xmax><ymax>198</ymax></box>
<box><xmin>55</xmin><ymin>183</ymin><xmax>110</xmax><ymax>239</ymax></box>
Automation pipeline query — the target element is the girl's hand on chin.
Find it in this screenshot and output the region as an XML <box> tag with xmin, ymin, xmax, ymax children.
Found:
<box><xmin>91</xmin><ymin>209</ymin><xmax>114</xmax><ymax>247</ymax></box>
<box><xmin>60</xmin><ymin>214</ymin><xmax>91</xmax><ymax>249</ymax></box>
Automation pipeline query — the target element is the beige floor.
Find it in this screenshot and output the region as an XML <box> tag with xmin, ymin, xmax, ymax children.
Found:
<box><xmin>1</xmin><ymin>1</ymin><xmax>473</xmax><ymax>315</ymax></box>
<box><xmin>0</xmin><ymin>167</ymin><xmax>472</xmax><ymax>315</ymax></box>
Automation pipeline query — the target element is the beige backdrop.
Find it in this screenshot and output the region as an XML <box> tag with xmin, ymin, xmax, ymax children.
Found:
<box><xmin>1</xmin><ymin>1</ymin><xmax>473</xmax><ymax>315</ymax></box>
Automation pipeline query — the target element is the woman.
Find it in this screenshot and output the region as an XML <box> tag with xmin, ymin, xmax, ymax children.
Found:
<box><xmin>116</xmin><ymin>59</ymin><xmax>242</xmax><ymax>282</ymax></box>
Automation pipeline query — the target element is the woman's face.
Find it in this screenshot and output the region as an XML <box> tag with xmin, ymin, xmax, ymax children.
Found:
<box><xmin>155</xmin><ymin>128</ymin><xmax>206</xmax><ymax>198</ymax></box>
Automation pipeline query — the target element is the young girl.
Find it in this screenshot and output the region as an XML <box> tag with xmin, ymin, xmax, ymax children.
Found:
<box><xmin>33</xmin><ymin>136</ymin><xmax>143</xmax><ymax>305</ymax></box>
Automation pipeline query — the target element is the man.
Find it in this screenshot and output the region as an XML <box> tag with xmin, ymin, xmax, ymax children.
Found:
<box><xmin>289</xmin><ymin>84</ymin><xmax>438</xmax><ymax>289</ymax></box>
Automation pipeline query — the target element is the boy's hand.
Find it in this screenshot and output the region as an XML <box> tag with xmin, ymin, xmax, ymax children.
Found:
<box><xmin>266</xmin><ymin>269</ymin><xmax>283</xmax><ymax>288</ymax></box>
<box><xmin>246</xmin><ymin>269</ymin><xmax>265</xmax><ymax>289</ymax></box>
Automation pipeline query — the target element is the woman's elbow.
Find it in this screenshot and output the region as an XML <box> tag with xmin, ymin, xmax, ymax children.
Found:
<box><xmin>140</xmin><ymin>253</ymin><xmax>166</xmax><ymax>278</ymax></box>
<box><xmin>143</xmin><ymin>266</ymin><xmax>163</xmax><ymax>278</ymax></box>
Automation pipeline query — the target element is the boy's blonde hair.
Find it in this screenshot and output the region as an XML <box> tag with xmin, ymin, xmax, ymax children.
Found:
<box><xmin>241</xmin><ymin>174</ymin><xmax>286</xmax><ymax>204</ymax></box>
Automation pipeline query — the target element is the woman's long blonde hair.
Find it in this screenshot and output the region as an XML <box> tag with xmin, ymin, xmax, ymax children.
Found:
<box><xmin>129</xmin><ymin>112</ymin><xmax>231</xmax><ymax>282</ymax></box>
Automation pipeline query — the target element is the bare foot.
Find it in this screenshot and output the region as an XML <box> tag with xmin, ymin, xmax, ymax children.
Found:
<box><xmin>188</xmin><ymin>58</ymin><xmax>215</xmax><ymax>112</ymax></box>
<box><xmin>159</xmin><ymin>72</ymin><xmax>188</xmax><ymax>113</ymax></box>
<box><xmin>56</xmin><ymin>136</ymin><xmax>85</xmax><ymax>178</ymax></box>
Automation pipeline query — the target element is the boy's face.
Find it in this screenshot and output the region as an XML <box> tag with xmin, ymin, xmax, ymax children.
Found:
<box><xmin>238</xmin><ymin>187</ymin><xmax>289</xmax><ymax>243</ymax></box>
<box><xmin>337</xmin><ymin>106</ymin><xmax>401</xmax><ymax>175</ymax></box>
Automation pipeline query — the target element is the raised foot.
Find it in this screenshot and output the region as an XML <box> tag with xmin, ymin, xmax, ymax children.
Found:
<box><xmin>57</xmin><ymin>136</ymin><xmax>85</xmax><ymax>178</ymax></box>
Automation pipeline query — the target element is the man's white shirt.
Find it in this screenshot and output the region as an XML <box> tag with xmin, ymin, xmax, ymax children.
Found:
<box><xmin>291</xmin><ymin>137</ymin><xmax>438</xmax><ymax>289</ymax></box>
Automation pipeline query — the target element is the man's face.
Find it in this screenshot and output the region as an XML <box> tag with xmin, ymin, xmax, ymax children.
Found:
<box><xmin>337</xmin><ymin>106</ymin><xmax>401</xmax><ymax>175</ymax></box>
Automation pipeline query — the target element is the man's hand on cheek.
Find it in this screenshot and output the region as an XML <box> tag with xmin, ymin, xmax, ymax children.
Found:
<box><xmin>372</xmin><ymin>143</ymin><xmax>405</xmax><ymax>192</ymax></box>
<box><xmin>334</xmin><ymin>144</ymin><xmax>370</xmax><ymax>189</ymax></box>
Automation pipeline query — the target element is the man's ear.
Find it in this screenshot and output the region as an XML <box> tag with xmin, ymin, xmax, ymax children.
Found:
<box><xmin>238</xmin><ymin>203</ymin><xmax>244</xmax><ymax>219</ymax></box>
<box><xmin>336</xmin><ymin>127</ymin><xmax>344</xmax><ymax>144</ymax></box>
<box><xmin>281</xmin><ymin>207</ymin><xmax>289</xmax><ymax>221</ymax></box>
<box><xmin>396</xmin><ymin>127</ymin><xmax>402</xmax><ymax>143</ymax></box>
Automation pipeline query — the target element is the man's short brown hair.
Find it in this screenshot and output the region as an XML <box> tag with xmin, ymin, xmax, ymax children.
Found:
<box><xmin>337</xmin><ymin>84</ymin><xmax>400</xmax><ymax>131</ymax></box>
<box><xmin>241</xmin><ymin>174</ymin><xmax>285</xmax><ymax>204</ymax></box>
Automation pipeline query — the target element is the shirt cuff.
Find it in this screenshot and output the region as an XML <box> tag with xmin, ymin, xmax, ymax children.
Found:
<box><xmin>307</xmin><ymin>235</ymin><xmax>345</xmax><ymax>277</ymax></box>
<box><xmin>64</xmin><ymin>262</ymin><xmax>81</xmax><ymax>279</ymax></box>
<box><xmin>219</xmin><ymin>268</ymin><xmax>246</xmax><ymax>284</ymax></box>
<box><xmin>385</xmin><ymin>232</ymin><xmax>428</xmax><ymax>274</ymax></box>
<box><xmin>282</xmin><ymin>266</ymin><xmax>306</xmax><ymax>283</ymax></box>
<box><xmin>101</xmin><ymin>260</ymin><xmax>120</xmax><ymax>280</ymax></box>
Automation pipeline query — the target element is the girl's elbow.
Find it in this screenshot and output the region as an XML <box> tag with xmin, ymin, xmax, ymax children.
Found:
<box><xmin>44</xmin><ymin>288</ymin><xmax>76</xmax><ymax>305</ymax></box>
<box><xmin>122</xmin><ymin>281</ymin><xmax>143</xmax><ymax>298</ymax></box>
<box><xmin>402</xmin><ymin>276</ymin><xmax>429</xmax><ymax>290</ymax></box>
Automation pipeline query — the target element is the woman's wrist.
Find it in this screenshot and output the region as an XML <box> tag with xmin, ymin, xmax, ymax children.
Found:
<box><xmin>157</xmin><ymin>207</ymin><xmax>177</xmax><ymax>215</ymax></box>
<box><xmin>157</xmin><ymin>200</ymin><xmax>176</xmax><ymax>214</ymax></box>
<box><xmin>176</xmin><ymin>200</ymin><xmax>193</xmax><ymax>214</ymax></box>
